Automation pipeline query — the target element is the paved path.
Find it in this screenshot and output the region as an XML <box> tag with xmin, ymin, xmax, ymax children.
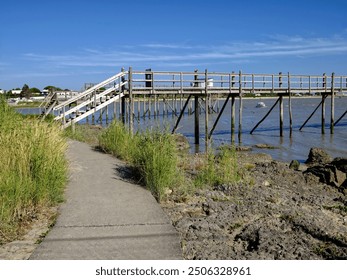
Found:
<box><xmin>30</xmin><ymin>141</ymin><xmax>182</xmax><ymax>260</ymax></box>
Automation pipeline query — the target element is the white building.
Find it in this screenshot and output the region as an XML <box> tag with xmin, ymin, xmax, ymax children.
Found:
<box><xmin>11</xmin><ymin>89</ymin><xmax>22</xmax><ymax>95</ymax></box>
<box><xmin>0</xmin><ymin>89</ymin><xmax>5</xmax><ymax>94</ymax></box>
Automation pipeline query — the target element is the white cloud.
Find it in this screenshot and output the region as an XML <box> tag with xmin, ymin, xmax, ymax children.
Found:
<box><xmin>21</xmin><ymin>35</ymin><xmax>347</xmax><ymax>69</ymax></box>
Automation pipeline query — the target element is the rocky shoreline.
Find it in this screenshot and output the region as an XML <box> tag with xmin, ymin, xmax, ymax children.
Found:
<box><xmin>162</xmin><ymin>148</ymin><xmax>347</xmax><ymax>260</ymax></box>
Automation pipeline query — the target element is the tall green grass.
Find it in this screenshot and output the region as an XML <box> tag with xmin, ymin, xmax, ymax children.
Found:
<box><xmin>0</xmin><ymin>98</ymin><xmax>67</xmax><ymax>244</ymax></box>
<box><xmin>133</xmin><ymin>129</ymin><xmax>181</xmax><ymax>200</ymax></box>
<box><xmin>99</xmin><ymin>121</ymin><xmax>135</xmax><ymax>162</ymax></box>
<box><xmin>194</xmin><ymin>145</ymin><xmax>239</xmax><ymax>187</ymax></box>
<box><xmin>98</xmin><ymin>120</ymin><xmax>240</xmax><ymax>199</ymax></box>
<box><xmin>99</xmin><ymin>121</ymin><xmax>182</xmax><ymax>200</ymax></box>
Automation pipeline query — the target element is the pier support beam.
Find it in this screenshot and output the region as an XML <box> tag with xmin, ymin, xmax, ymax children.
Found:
<box><xmin>251</xmin><ymin>97</ymin><xmax>280</xmax><ymax>134</ymax></box>
<box><xmin>279</xmin><ymin>95</ymin><xmax>284</xmax><ymax>137</ymax></box>
<box><xmin>231</xmin><ymin>96</ymin><xmax>236</xmax><ymax>143</ymax></box>
<box><xmin>194</xmin><ymin>95</ymin><xmax>200</xmax><ymax>144</ymax></box>
<box><xmin>330</xmin><ymin>72</ymin><xmax>335</xmax><ymax>134</ymax></box>
<box><xmin>322</xmin><ymin>94</ymin><xmax>326</xmax><ymax>134</ymax></box>
<box><xmin>205</xmin><ymin>69</ymin><xmax>209</xmax><ymax>151</ymax></box>
<box><xmin>300</xmin><ymin>95</ymin><xmax>327</xmax><ymax>131</ymax></box>
<box><xmin>288</xmin><ymin>73</ymin><xmax>293</xmax><ymax>136</ymax></box>
<box><xmin>238</xmin><ymin>71</ymin><xmax>243</xmax><ymax>143</ymax></box>
<box><xmin>172</xmin><ymin>95</ymin><xmax>192</xmax><ymax>134</ymax></box>
<box><xmin>208</xmin><ymin>94</ymin><xmax>232</xmax><ymax>139</ymax></box>
<box><xmin>334</xmin><ymin>109</ymin><xmax>347</xmax><ymax>126</ymax></box>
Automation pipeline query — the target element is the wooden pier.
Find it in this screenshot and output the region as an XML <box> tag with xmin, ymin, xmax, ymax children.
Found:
<box><xmin>47</xmin><ymin>68</ymin><xmax>347</xmax><ymax>147</ymax></box>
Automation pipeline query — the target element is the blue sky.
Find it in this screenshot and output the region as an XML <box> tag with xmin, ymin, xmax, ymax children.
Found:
<box><xmin>1</xmin><ymin>0</ymin><xmax>347</xmax><ymax>90</ymax></box>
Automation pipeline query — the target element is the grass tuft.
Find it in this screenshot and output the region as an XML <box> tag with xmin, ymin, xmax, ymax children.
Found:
<box><xmin>98</xmin><ymin>120</ymin><xmax>182</xmax><ymax>201</ymax></box>
<box><xmin>0</xmin><ymin>97</ymin><xmax>67</xmax><ymax>244</ymax></box>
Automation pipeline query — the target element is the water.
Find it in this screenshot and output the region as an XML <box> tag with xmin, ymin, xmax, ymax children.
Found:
<box><xmin>17</xmin><ymin>97</ymin><xmax>347</xmax><ymax>162</ymax></box>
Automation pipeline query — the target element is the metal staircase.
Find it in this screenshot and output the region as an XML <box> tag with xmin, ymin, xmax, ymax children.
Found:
<box><xmin>52</xmin><ymin>71</ymin><xmax>128</xmax><ymax>128</ymax></box>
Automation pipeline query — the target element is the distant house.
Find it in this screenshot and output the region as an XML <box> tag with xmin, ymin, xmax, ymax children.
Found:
<box><xmin>42</xmin><ymin>89</ymin><xmax>50</xmax><ymax>95</ymax></box>
<box><xmin>0</xmin><ymin>89</ymin><xmax>5</xmax><ymax>94</ymax></box>
<box><xmin>56</xmin><ymin>90</ymin><xmax>80</xmax><ymax>100</ymax></box>
<box><xmin>12</xmin><ymin>89</ymin><xmax>22</xmax><ymax>95</ymax></box>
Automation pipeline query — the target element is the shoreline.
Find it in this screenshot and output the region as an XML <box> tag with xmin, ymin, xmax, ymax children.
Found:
<box><xmin>1</xmin><ymin>137</ymin><xmax>346</xmax><ymax>260</ymax></box>
<box><xmin>162</xmin><ymin>149</ymin><xmax>347</xmax><ymax>260</ymax></box>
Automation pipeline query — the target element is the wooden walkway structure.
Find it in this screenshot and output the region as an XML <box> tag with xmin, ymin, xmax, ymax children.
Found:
<box><xmin>45</xmin><ymin>68</ymin><xmax>347</xmax><ymax>147</ymax></box>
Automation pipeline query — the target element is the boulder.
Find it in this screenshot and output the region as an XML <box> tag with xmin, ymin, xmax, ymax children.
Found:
<box><xmin>331</xmin><ymin>158</ymin><xmax>347</xmax><ymax>173</ymax></box>
<box><xmin>305</xmin><ymin>148</ymin><xmax>332</xmax><ymax>165</ymax></box>
<box><xmin>305</xmin><ymin>164</ymin><xmax>347</xmax><ymax>188</ymax></box>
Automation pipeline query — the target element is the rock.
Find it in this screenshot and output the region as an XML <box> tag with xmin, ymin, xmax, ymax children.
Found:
<box><xmin>331</xmin><ymin>158</ymin><xmax>347</xmax><ymax>173</ymax></box>
<box><xmin>305</xmin><ymin>165</ymin><xmax>347</xmax><ymax>188</ymax></box>
<box><xmin>305</xmin><ymin>147</ymin><xmax>332</xmax><ymax>165</ymax></box>
<box><xmin>235</xmin><ymin>146</ymin><xmax>252</xmax><ymax>152</ymax></box>
<box><xmin>254</xmin><ymin>144</ymin><xmax>278</xmax><ymax>149</ymax></box>
<box><xmin>289</xmin><ymin>160</ymin><xmax>300</xmax><ymax>170</ymax></box>
<box><xmin>262</xmin><ymin>180</ymin><xmax>271</xmax><ymax>187</ymax></box>
<box><xmin>335</xmin><ymin>170</ymin><xmax>347</xmax><ymax>188</ymax></box>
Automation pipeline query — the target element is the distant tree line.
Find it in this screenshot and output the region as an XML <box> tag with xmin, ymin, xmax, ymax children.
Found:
<box><xmin>4</xmin><ymin>84</ymin><xmax>68</xmax><ymax>99</ymax></box>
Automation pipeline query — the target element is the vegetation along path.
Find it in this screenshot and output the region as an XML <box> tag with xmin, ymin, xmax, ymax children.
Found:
<box><xmin>30</xmin><ymin>140</ymin><xmax>182</xmax><ymax>260</ymax></box>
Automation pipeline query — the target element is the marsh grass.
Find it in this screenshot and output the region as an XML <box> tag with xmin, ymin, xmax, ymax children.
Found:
<box><xmin>0</xmin><ymin>98</ymin><xmax>67</xmax><ymax>244</ymax></box>
<box><xmin>99</xmin><ymin>121</ymin><xmax>182</xmax><ymax>201</ymax></box>
<box><xmin>194</xmin><ymin>145</ymin><xmax>239</xmax><ymax>187</ymax></box>
<box><xmin>98</xmin><ymin>120</ymin><xmax>240</xmax><ymax>200</ymax></box>
<box><xmin>133</xmin><ymin>129</ymin><xmax>181</xmax><ymax>200</ymax></box>
<box><xmin>98</xmin><ymin>121</ymin><xmax>135</xmax><ymax>162</ymax></box>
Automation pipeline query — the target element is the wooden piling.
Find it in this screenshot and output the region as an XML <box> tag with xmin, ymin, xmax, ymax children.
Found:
<box><xmin>331</xmin><ymin>72</ymin><xmax>335</xmax><ymax>134</ymax></box>
<box><xmin>322</xmin><ymin>93</ymin><xmax>326</xmax><ymax>134</ymax></box>
<box><xmin>238</xmin><ymin>71</ymin><xmax>243</xmax><ymax>143</ymax></box>
<box><xmin>129</xmin><ymin>67</ymin><xmax>134</xmax><ymax>134</ymax></box>
<box><xmin>106</xmin><ymin>105</ymin><xmax>109</xmax><ymax>124</ymax></box>
<box><xmin>288</xmin><ymin>72</ymin><xmax>293</xmax><ymax>136</ymax></box>
<box><xmin>231</xmin><ymin>96</ymin><xmax>235</xmax><ymax>143</ymax></box>
<box><xmin>279</xmin><ymin>95</ymin><xmax>284</xmax><ymax>137</ymax></box>
<box><xmin>194</xmin><ymin>95</ymin><xmax>200</xmax><ymax>144</ymax></box>
<box><xmin>205</xmin><ymin>69</ymin><xmax>209</xmax><ymax>151</ymax></box>
<box><xmin>121</xmin><ymin>95</ymin><xmax>125</xmax><ymax>124</ymax></box>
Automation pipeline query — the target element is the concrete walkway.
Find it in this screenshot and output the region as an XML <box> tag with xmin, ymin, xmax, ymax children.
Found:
<box><xmin>30</xmin><ymin>141</ymin><xmax>182</xmax><ymax>260</ymax></box>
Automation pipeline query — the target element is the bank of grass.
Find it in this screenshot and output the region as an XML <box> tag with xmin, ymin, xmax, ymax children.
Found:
<box><xmin>194</xmin><ymin>145</ymin><xmax>240</xmax><ymax>188</ymax></box>
<box><xmin>98</xmin><ymin>120</ymin><xmax>240</xmax><ymax>201</ymax></box>
<box><xmin>99</xmin><ymin>121</ymin><xmax>182</xmax><ymax>200</ymax></box>
<box><xmin>0</xmin><ymin>98</ymin><xmax>67</xmax><ymax>244</ymax></box>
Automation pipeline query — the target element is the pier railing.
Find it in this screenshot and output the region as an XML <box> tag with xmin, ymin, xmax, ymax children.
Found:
<box><xmin>131</xmin><ymin>70</ymin><xmax>347</xmax><ymax>95</ymax></box>
<box><xmin>50</xmin><ymin>68</ymin><xmax>347</xmax><ymax>139</ymax></box>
